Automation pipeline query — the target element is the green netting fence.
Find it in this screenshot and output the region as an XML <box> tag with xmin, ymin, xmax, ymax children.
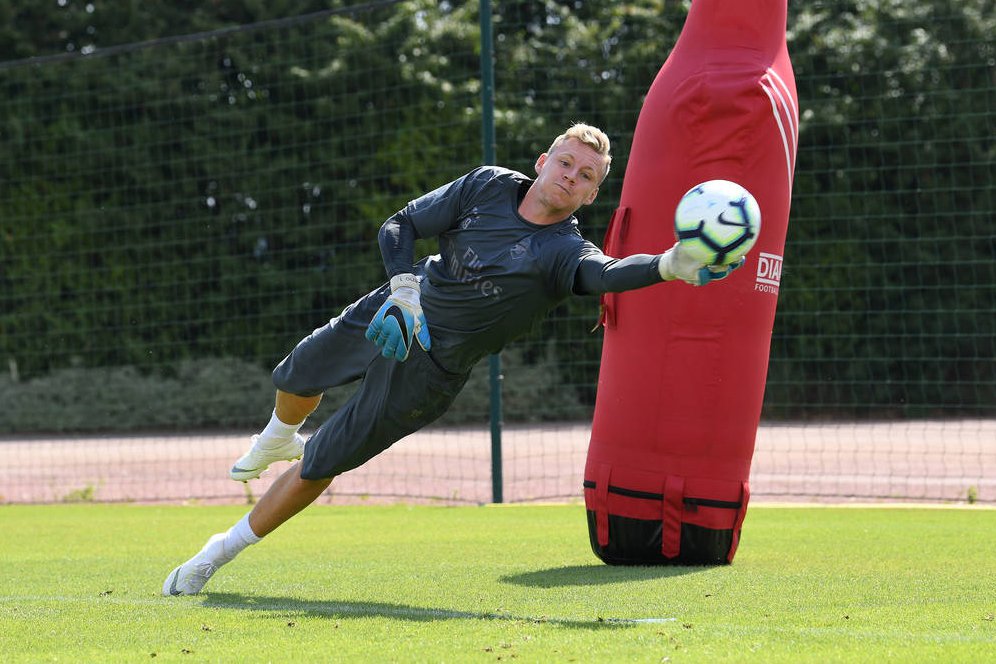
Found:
<box><xmin>0</xmin><ymin>1</ymin><xmax>992</xmax><ymax>505</ymax></box>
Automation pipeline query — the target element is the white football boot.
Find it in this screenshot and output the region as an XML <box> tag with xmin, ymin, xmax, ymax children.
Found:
<box><xmin>229</xmin><ymin>433</ymin><xmax>306</xmax><ymax>482</ymax></box>
<box><xmin>162</xmin><ymin>534</ymin><xmax>228</xmax><ymax>596</ymax></box>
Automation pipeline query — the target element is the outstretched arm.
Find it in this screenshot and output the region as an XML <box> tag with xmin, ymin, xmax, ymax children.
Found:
<box><xmin>573</xmin><ymin>252</ymin><xmax>662</xmax><ymax>295</ymax></box>
<box><xmin>574</xmin><ymin>243</ymin><xmax>743</xmax><ymax>295</ymax></box>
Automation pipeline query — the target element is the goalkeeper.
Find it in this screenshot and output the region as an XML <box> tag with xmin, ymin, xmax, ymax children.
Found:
<box><xmin>163</xmin><ymin>123</ymin><xmax>740</xmax><ymax>596</ymax></box>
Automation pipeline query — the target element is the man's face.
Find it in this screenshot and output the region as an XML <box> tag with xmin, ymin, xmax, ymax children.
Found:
<box><xmin>533</xmin><ymin>137</ymin><xmax>606</xmax><ymax>214</ymax></box>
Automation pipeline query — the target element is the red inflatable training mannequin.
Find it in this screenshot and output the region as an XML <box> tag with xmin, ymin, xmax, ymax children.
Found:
<box><xmin>584</xmin><ymin>0</ymin><xmax>799</xmax><ymax>564</ymax></box>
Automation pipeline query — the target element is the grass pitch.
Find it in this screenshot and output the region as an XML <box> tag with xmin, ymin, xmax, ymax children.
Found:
<box><xmin>1</xmin><ymin>503</ymin><xmax>993</xmax><ymax>662</ymax></box>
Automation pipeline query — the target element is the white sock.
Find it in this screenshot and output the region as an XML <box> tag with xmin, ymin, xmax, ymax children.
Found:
<box><xmin>258</xmin><ymin>410</ymin><xmax>303</xmax><ymax>447</ymax></box>
<box><xmin>214</xmin><ymin>513</ymin><xmax>263</xmax><ymax>566</ymax></box>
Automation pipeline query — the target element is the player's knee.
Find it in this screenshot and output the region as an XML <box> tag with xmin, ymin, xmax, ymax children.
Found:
<box><xmin>271</xmin><ymin>362</ymin><xmax>295</xmax><ymax>392</ymax></box>
<box><xmin>271</xmin><ymin>363</ymin><xmax>321</xmax><ymax>400</ymax></box>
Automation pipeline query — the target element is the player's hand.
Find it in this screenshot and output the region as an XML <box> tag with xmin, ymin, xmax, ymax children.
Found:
<box><xmin>365</xmin><ymin>273</ymin><xmax>432</xmax><ymax>361</ymax></box>
<box><xmin>658</xmin><ymin>242</ymin><xmax>745</xmax><ymax>286</ymax></box>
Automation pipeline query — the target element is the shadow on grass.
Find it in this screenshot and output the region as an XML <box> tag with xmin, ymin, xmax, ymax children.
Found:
<box><xmin>203</xmin><ymin>592</ymin><xmax>634</xmax><ymax>630</ymax></box>
<box><xmin>501</xmin><ymin>564</ymin><xmax>707</xmax><ymax>588</ymax></box>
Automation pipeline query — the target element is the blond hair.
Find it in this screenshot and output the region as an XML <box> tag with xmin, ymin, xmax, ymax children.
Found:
<box><xmin>548</xmin><ymin>122</ymin><xmax>612</xmax><ymax>181</ymax></box>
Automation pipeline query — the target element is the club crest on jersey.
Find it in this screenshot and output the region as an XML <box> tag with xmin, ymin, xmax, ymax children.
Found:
<box><xmin>510</xmin><ymin>237</ymin><xmax>531</xmax><ymax>260</ymax></box>
<box><xmin>458</xmin><ymin>207</ymin><xmax>482</xmax><ymax>230</ymax></box>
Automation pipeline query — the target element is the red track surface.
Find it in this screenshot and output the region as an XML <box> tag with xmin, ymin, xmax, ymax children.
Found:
<box><xmin>1</xmin><ymin>421</ymin><xmax>993</xmax><ymax>505</ymax></box>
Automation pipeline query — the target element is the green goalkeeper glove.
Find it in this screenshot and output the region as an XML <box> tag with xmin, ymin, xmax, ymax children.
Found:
<box><xmin>365</xmin><ymin>273</ymin><xmax>432</xmax><ymax>362</ymax></box>
<box><xmin>658</xmin><ymin>242</ymin><xmax>744</xmax><ymax>286</ymax></box>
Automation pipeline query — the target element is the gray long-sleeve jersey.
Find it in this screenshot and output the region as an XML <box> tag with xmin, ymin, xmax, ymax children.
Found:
<box><xmin>381</xmin><ymin>165</ymin><xmax>664</xmax><ymax>373</ymax></box>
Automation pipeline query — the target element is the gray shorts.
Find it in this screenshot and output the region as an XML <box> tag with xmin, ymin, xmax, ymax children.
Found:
<box><xmin>272</xmin><ymin>284</ymin><xmax>470</xmax><ymax>480</ymax></box>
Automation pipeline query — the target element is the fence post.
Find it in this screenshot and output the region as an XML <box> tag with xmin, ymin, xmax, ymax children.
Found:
<box><xmin>479</xmin><ymin>0</ymin><xmax>503</xmax><ymax>504</ymax></box>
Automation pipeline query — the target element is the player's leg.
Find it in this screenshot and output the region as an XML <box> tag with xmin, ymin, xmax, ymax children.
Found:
<box><xmin>163</xmin><ymin>346</ymin><xmax>467</xmax><ymax>596</ymax></box>
<box><xmin>163</xmin><ymin>461</ymin><xmax>331</xmax><ymax>596</ymax></box>
<box><xmin>165</xmin><ymin>398</ymin><xmax>351</xmax><ymax>596</ymax></box>
<box><xmin>247</xmin><ymin>460</ymin><xmax>332</xmax><ymax>536</ymax></box>
<box><xmin>297</xmin><ymin>347</ymin><xmax>470</xmax><ymax>482</ymax></box>
<box><xmin>275</xmin><ymin>390</ymin><xmax>322</xmax><ymax>425</ymax></box>
<box><xmin>230</xmin><ymin>290</ymin><xmax>386</xmax><ymax>482</ymax></box>
<box><xmin>229</xmin><ymin>391</ymin><xmax>321</xmax><ymax>482</ymax></box>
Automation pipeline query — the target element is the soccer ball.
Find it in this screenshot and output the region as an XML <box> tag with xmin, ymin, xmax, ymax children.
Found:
<box><xmin>673</xmin><ymin>179</ymin><xmax>762</xmax><ymax>266</ymax></box>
